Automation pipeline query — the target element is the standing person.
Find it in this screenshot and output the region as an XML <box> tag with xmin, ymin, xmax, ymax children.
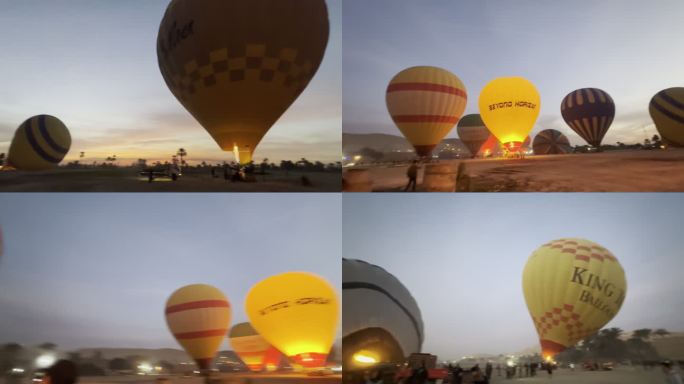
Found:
<box><xmin>496</xmin><ymin>364</ymin><xmax>501</xmax><ymax>377</ymax></box>
<box><xmin>42</xmin><ymin>360</ymin><xmax>78</xmax><ymax>384</ymax></box>
<box><xmin>485</xmin><ymin>363</ymin><xmax>492</xmax><ymax>380</ymax></box>
<box><xmin>223</xmin><ymin>165</ymin><xmax>231</xmax><ymax>181</ymax></box>
<box><xmin>404</xmin><ymin>160</ymin><xmax>419</xmax><ymax>192</ymax></box>
<box><xmin>546</xmin><ymin>363</ymin><xmax>553</xmax><ymax>376</ymax></box>
<box><xmin>662</xmin><ymin>361</ymin><xmax>684</xmax><ymax>384</ymax></box>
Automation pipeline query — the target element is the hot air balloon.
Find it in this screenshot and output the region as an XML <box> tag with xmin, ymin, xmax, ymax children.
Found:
<box><xmin>7</xmin><ymin>115</ymin><xmax>71</xmax><ymax>171</ymax></box>
<box><xmin>561</xmin><ymin>88</ymin><xmax>615</xmax><ymax>148</ymax></box>
<box><xmin>229</xmin><ymin>322</ymin><xmax>282</xmax><ymax>372</ymax></box>
<box><xmin>157</xmin><ymin>0</ymin><xmax>329</xmax><ymax>164</ymax></box>
<box><xmin>479</xmin><ymin>77</ymin><xmax>540</xmax><ymax>152</ymax></box>
<box><xmin>522</xmin><ymin>238</ymin><xmax>627</xmax><ymax>359</ymax></box>
<box><xmin>479</xmin><ymin>135</ymin><xmax>502</xmax><ymax>157</ymax></box>
<box><xmin>532</xmin><ymin>129</ymin><xmax>572</xmax><ymax>155</ymax></box>
<box><xmin>245</xmin><ymin>272</ymin><xmax>339</xmax><ymax>369</ymax></box>
<box><xmin>386</xmin><ymin>66</ymin><xmax>468</xmax><ymax>158</ymax></box>
<box><xmin>165</xmin><ymin>284</ymin><xmax>232</xmax><ymax>371</ymax></box>
<box><xmin>649</xmin><ymin>87</ymin><xmax>684</xmax><ymax>147</ymax></box>
<box><xmin>343</xmin><ymin>258</ymin><xmax>423</xmax><ymax>368</ymax></box>
<box><xmin>457</xmin><ymin>114</ymin><xmax>491</xmax><ymax>157</ymax></box>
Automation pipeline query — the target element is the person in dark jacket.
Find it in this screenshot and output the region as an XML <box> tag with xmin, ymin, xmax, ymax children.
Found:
<box><xmin>404</xmin><ymin>160</ymin><xmax>419</xmax><ymax>192</ymax></box>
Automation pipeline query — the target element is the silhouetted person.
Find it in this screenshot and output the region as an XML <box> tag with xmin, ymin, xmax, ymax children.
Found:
<box><xmin>546</xmin><ymin>363</ymin><xmax>553</xmax><ymax>376</ymax></box>
<box><xmin>471</xmin><ymin>365</ymin><xmax>485</xmax><ymax>384</ymax></box>
<box><xmin>44</xmin><ymin>360</ymin><xmax>78</xmax><ymax>384</ymax></box>
<box><xmin>211</xmin><ymin>167</ymin><xmax>216</xmax><ymax>178</ymax></box>
<box><xmin>223</xmin><ymin>165</ymin><xmax>231</xmax><ymax>181</ymax></box>
<box><xmin>451</xmin><ymin>364</ymin><xmax>463</xmax><ymax>384</ymax></box>
<box><xmin>496</xmin><ymin>364</ymin><xmax>501</xmax><ymax>377</ymax></box>
<box><xmin>148</xmin><ymin>169</ymin><xmax>154</xmax><ymax>183</ymax></box>
<box><xmin>485</xmin><ymin>363</ymin><xmax>492</xmax><ymax>380</ymax></box>
<box><xmin>404</xmin><ymin>160</ymin><xmax>418</xmax><ymax>192</ymax></box>
<box><xmin>662</xmin><ymin>361</ymin><xmax>683</xmax><ymax>384</ymax></box>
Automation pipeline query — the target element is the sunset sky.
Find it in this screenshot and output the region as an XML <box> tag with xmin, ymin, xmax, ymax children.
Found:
<box><xmin>0</xmin><ymin>0</ymin><xmax>341</xmax><ymax>165</ymax></box>
<box><xmin>343</xmin><ymin>0</ymin><xmax>684</xmax><ymax>146</ymax></box>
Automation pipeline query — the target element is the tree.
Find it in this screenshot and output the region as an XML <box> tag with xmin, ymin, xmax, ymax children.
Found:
<box><xmin>137</xmin><ymin>159</ymin><xmax>147</xmax><ymax>168</ymax></box>
<box><xmin>177</xmin><ymin>148</ymin><xmax>187</xmax><ymax>170</ymax></box>
<box><xmin>280</xmin><ymin>160</ymin><xmax>295</xmax><ymax>175</ymax></box>
<box><xmin>632</xmin><ymin>328</ymin><xmax>652</xmax><ymax>340</ymax></box>
<box><xmin>654</xmin><ymin>328</ymin><xmax>670</xmax><ymax>338</ymax></box>
<box><xmin>108</xmin><ymin>358</ymin><xmax>132</xmax><ymax>371</ymax></box>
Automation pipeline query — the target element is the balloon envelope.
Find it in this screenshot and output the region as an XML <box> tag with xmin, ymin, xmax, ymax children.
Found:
<box><xmin>457</xmin><ymin>114</ymin><xmax>491</xmax><ymax>157</ymax></box>
<box><xmin>522</xmin><ymin>238</ymin><xmax>626</xmax><ymax>359</ymax></box>
<box><xmin>479</xmin><ymin>77</ymin><xmax>540</xmax><ymax>152</ymax></box>
<box><xmin>229</xmin><ymin>322</ymin><xmax>282</xmax><ymax>372</ymax></box>
<box><xmin>386</xmin><ymin>66</ymin><xmax>468</xmax><ymax>157</ymax></box>
<box><xmin>649</xmin><ymin>87</ymin><xmax>684</xmax><ymax>147</ymax></box>
<box><xmin>561</xmin><ymin>88</ymin><xmax>615</xmax><ymax>148</ymax></box>
<box><xmin>343</xmin><ymin>258</ymin><xmax>423</xmax><ymax>368</ymax></box>
<box><xmin>533</xmin><ymin>129</ymin><xmax>572</xmax><ymax>155</ymax></box>
<box><xmin>7</xmin><ymin>115</ymin><xmax>71</xmax><ymax>171</ymax></box>
<box><xmin>245</xmin><ymin>272</ymin><xmax>339</xmax><ymax>368</ymax></box>
<box><xmin>165</xmin><ymin>284</ymin><xmax>232</xmax><ymax>370</ymax></box>
<box><xmin>157</xmin><ymin>0</ymin><xmax>329</xmax><ymax>164</ymax></box>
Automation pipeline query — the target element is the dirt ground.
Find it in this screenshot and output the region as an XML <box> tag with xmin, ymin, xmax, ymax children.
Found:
<box><xmin>488</xmin><ymin>367</ymin><xmax>664</xmax><ymax>383</ymax></box>
<box><xmin>351</xmin><ymin>149</ymin><xmax>684</xmax><ymax>192</ymax></box>
<box><xmin>0</xmin><ymin>168</ymin><xmax>341</xmax><ymax>192</ymax></box>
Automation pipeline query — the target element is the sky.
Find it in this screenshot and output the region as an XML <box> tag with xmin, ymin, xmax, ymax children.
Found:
<box><xmin>0</xmin><ymin>194</ymin><xmax>341</xmax><ymax>351</ymax></box>
<box><xmin>0</xmin><ymin>0</ymin><xmax>341</xmax><ymax>165</ymax></box>
<box><xmin>343</xmin><ymin>0</ymin><xmax>684</xmax><ymax>146</ymax></box>
<box><xmin>343</xmin><ymin>193</ymin><xmax>684</xmax><ymax>360</ymax></box>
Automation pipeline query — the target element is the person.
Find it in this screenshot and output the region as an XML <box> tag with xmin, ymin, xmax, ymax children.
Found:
<box><xmin>485</xmin><ymin>363</ymin><xmax>492</xmax><ymax>380</ymax></box>
<box><xmin>43</xmin><ymin>360</ymin><xmax>78</xmax><ymax>384</ymax></box>
<box><xmin>404</xmin><ymin>160</ymin><xmax>418</xmax><ymax>192</ymax></box>
<box><xmin>471</xmin><ymin>365</ymin><xmax>485</xmax><ymax>384</ymax></box>
<box><xmin>211</xmin><ymin>167</ymin><xmax>216</xmax><ymax>178</ymax></box>
<box><xmin>223</xmin><ymin>165</ymin><xmax>231</xmax><ymax>181</ymax></box>
<box><xmin>525</xmin><ymin>363</ymin><xmax>530</xmax><ymax>377</ymax></box>
<box><xmin>546</xmin><ymin>363</ymin><xmax>553</xmax><ymax>376</ymax></box>
<box><xmin>662</xmin><ymin>360</ymin><xmax>684</xmax><ymax>384</ymax></box>
<box><xmin>496</xmin><ymin>364</ymin><xmax>501</xmax><ymax>377</ymax></box>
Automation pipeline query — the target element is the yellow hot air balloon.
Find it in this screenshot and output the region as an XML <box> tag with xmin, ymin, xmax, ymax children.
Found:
<box><xmin>7</xmin><ymin>115</ymin><xmax>71</xmax><ymax>171</ymax></box>
<box><xmin>522</xmin><ymin>238</ymin><xmax>627</xmax><ymax>359</ymax></box>
<box><xmin>165</xmin><ymin>284</ymin><xmax>232</xmax><ymax>370</ymax></box>
<box><xmin>386</xmin><ymin>66</ymin><xmax>468</xmax><ymax>157</ymax></box>
<box><xmin>479</xmin><ymin>77</ymin><xmax>540</xmax><ymax>152</ymax></box>
<box><xmin>229</xmin><ymin>322</ymin><xmax>282</xmax><ymax>372</ymax></box>
<box><xmin>245</xmin><ymin>272</ymin><xmax>339</xmax><ymax>369</ymax></box>
<box><xmin>157</xmin><ymin>0</ymin><xmax>329</xmax><ymax>164</ymax></box>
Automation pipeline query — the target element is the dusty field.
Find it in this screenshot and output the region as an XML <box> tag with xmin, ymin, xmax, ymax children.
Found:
<box><xmin>350</xmin><ymin>149</ymin><xmax>684</xmax><ymax>192</ymax></box>
<box><xmin>488</xmin><ymin>367</ymin><xmax>664</xmax><ymax>383</ymax></box>
<box><xmin>0</xmin><ymin>168</ymin><xmax>341</xmax><ymax>192</ymax></box>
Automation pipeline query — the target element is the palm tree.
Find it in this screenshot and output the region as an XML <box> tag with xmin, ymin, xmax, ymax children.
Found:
<box><xmin>177</xmin><ymin>148</ymin><xmax>187</xmax><ymax>170</ymax></box>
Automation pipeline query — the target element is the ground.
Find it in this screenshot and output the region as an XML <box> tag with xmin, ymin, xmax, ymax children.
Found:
<box><xmin>0</xmin><ymin>168</ymin><xmax>341</xmax><ymax>192</ymax></box>
<box><xmin>348</xmin><ymin>149</ymin><xmax>684</xmax><ymax>192</ymax></box>
<box><xmin>1</xmin><ymin>373</ymin><xmax>341</xmax><ymax>384</ymax></box>
<box><xmin>488</xmin><ymin>367</ymin><xmax>664</xmax><ymax>383</ymax></box>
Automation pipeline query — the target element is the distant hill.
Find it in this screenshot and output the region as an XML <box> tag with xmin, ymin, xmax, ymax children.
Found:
<box><xmin>343</xmin><ymin>133</ymin><xmax>469</xmax><ymax>157</ymax></box>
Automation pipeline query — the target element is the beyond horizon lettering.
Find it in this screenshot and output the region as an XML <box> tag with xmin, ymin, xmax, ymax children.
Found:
<box><xmin>488</xmin><ymin>100</ymin><xmax>537</xmax><ymax>111</ymax></box>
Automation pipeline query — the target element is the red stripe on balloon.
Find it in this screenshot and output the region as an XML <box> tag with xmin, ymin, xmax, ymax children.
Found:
<box><xmin>392</xmin><ymin>115</ymin><xmax>460</xmax><ymax>124</ymax></box>
<box><xmin>174</xmin><ymin>329</ymin><xmax>228</xmax><ymax>340</ymax></box>
<box><xmin>387</xmin><ymin>82</ymin><xmax>467</xmax><ymax>98</ymax></box>
<box><xmin>166</xmin><ymin>300</ymin><xmax>230</xmax><ymax>314</ymax></box>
